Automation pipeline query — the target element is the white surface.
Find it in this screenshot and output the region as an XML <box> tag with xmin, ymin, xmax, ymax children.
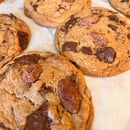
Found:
<box><xmin>0</xmin><ymin>0</ymin><xmax>130</xmax><ymax>130</ymax></box>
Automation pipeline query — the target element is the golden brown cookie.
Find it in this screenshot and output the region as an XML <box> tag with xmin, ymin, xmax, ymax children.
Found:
<box><xmin>109</xmin><ymin>0</ymin><xmax>130</xmax><ymax>17</ymax></box>
<box><xmin>0</xmin><ymin>51</ymin><xmax>93</xmax><ymax>130</ymax></box>
<box><xmin>55</xmin><ymin>7</ymin><xmax>130</xmax><ymax>77</ymax></box>
<box><xmin>0</xmin><ymin>13</ymin><xmax>31</xmax><ymax>69</ymax></box>
<box><xmin>24</xmin><ymin>0</ymin><xmax>91</xmax><ymax>27</ymax></box>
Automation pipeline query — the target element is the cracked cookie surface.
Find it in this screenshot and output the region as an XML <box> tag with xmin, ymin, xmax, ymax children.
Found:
<box><xmin>0</xmin><ymin>51</ymin><xmax>93</xmax><ymax>130</ymax></box>
<box><xmin>55</xmin><ymin>7</ymin><xmax>130</xmax><ymax>77</ymax></box>
<box><xmin>0</xmin><ymin>14</ymin><xmax>31</xmax><ymax>69</ymax></box>
<box><xmin>24</xmin><ymin>0</ymin><xmax>91</xmax><ymax>27</ymax></box>
<box><xmin>109</xmin><ymin>0</ymin><xmax>130</xmax><ymax>17</ymax></box>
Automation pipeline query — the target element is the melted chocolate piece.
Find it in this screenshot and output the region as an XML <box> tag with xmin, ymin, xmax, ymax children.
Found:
<box><xmin>40</xmin><ymin>83</ymin><xmax>53</xmax><ymax>96</ymax></box>
<box><xmin>24</xmin><ymin>103</ymin><xmax>51</xmax><ymax>130</ymax></box>
<box><xmin>22</xmin><ymin>64</ymin><xmax>42</xmax><ymax>83</ymax></box>
<box><xmin>108</xmin><ymin>24</ymin><xmax>117</xmax><ymax>31</ymax></box>
<box><xmin>17</xmin><ymin>31</ymin><xmax>29</xmax><ymax>50</ymax></box>
<box><xmin>96</xmin><ymin>47</ymin><xmax>116</xmax><ymax>63</ymax></box>
<box><xmin>62</xmin><ymin>41</ymin><xmax>77</xmax><ymax>52</ymax></box>
<box><xmin>121</xmin><ymin>0</ymin><xmax>129</xmax><ymax>2</ymax></box>
<box><xmin>58</xmin><ymin>79</ymin><xmax>81</xmax><ymax>113</ymax></box>
<box><xmin>108</xmin><ymin>15</ymin><xmax>125</xmax><ymax>26</ymax></box>
<box><xmin>33</xmin><ymin>4</ymin><xmax>38</xmax><ymax>11</ymax></box>
<box><xmin>14</xmin><ymin>54</ymin><xmax>40</xmax><ymax>65</ymax></box>
<box><xmin>80</xmin><ymin>47</ymin><xmax>92</xmax><ymax>55</ymax></box>
<box><xmin>108</xmin><ymin>15</ymin><xmax>119</xmax><ymax>22</ymax></box>
<box><xmin>60</xmin><ymin>15</ymin><xmax>78</xmax><ymax>33</ymax></box>
<box><xmin>127</xmin><ymin>34</ymin><xmax>130</xmax><ymax>40</ymax></box>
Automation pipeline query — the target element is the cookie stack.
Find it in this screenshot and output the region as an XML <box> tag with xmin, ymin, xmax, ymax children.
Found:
<box><xmin>0</xmin><ymin>0</ymin><xmax>130</xmax><ymax>130</ymax></box>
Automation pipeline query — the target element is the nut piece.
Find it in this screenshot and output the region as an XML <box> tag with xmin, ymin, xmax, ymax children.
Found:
<box><xmin>22</xmin><ymin>64</ymin><xmax>42</xmax><ymax>83</ymax></box>
<box><xmin>58</xmin><ymin>79</ymin><xmax>81</xmax><ymax>113</ymax></box>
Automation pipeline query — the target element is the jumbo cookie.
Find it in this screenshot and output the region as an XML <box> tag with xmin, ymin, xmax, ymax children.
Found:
<box><xmin>55</xmin><ymin>7</ymin><xmax>130</xmax><ymax>77</ymax></box>
<box><xmin>0</xmin><ymin>14</ymin><xmax>30</xmax><ymax>69</ymax></box>
<box><xmin>109</xmin><ymin>0</ymin><xmax>130</xmax><ymax>17</ymax></box>
<box><xmin>24</xmin><ymin>0</ymin><xmax>91</xmax><ymax>27</ymax></box>
<box><xmin>0</xmin><ymin>51</ymin><xmax>93</xmax><ymax>130</ymax></box>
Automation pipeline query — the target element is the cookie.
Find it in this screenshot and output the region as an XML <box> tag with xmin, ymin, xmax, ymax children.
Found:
<box><xmin>24</xmin><ymin>0</ymin><xmax>91</xmax><ymax>27</ymax></box>
<box><xmin>109</xmin><ymin>0</ymin><xmax>130</xmax><ymax>17</ymax></box>
<box><xmin>0</xmin><ymin>13</ymin><xmax>30</xmax><ymax>69</ymax></box>
<box><xmin>0</xmin><ymin>51</ymin><xmax>93</xmax><ymax>130</ymax></box>
<box><xmin>55</xmin><ymin>7</ymin><xmax>130</xmax><ymax>77</ymax></box>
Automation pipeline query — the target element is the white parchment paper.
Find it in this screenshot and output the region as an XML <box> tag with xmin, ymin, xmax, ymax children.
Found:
<box><xmin>0</xmin><ymin>0</ymin><xmax>130</xmax><ymax>130</ymax></box>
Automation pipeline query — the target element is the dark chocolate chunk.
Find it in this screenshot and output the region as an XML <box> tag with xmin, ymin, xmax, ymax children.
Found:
<box><xmin>24</xmin><ymin>103</ymin><xmax>51</xmax><ymax>130</ymax></box>
<box><xmin>108</xmin><ymin>24</ymin><xmax>117</xmax><ymax>31</ymax></box>
<box><xmin>14</xmin><ymin>54</ymin><xmax>40</xmax><ymax>65</ymax></box>
<box><xmin>96</xmin><ymin>47</ymin><xmax>116</xmax><ymax>63</ymax></box>
<box><xmin>58</xmin><ymin>79</ymin><xmax>81</xmax><ymax>113</ymax></box>
<box><xmin>108</xmin><ymin>15</ymin><xmax>119</xmax><ymax>22</ymax></box>
<box><xmin>62</xmin><ymin>41</ymin><xmax>77</xmax><ymax>52</ymax></box>
<box><xmin>78</xmin><ymin>15</ymin><xmax>99</xmax><ymax>26</ymax></box>
<box><xmin>22</xmin><ymin>64</ymin><xmax>42</xmax><ymax>83</ymax></box>
<box><xmin>90</xmin><ymin>32</ymin><xmax>108</xmax><ymax>46</ymax></box>
<box><xmin>32</xmin><ymin>4</ymin><xmax>38</xmax><ymax>11</ymax></box>
<box><xmin>17</xmin><ymin>31</ymin><xmax>29</xmax><ymax>50</ymax></box>
<box><xmin>127</xmin><ymin>34</ymin><xmax>130</xmax><ymax>40</ymax></box>
<box><xmin>121</xmin><ymin>0</ymin><xmax>129</xmax><ymax>2</ymax></box>
<box><xmin>60</xmin><ymin>15</ymin><xmax>78</xmax><ymax>33</ymax></box>
<box><xmin>40</xmin><ymin>83</ymin><xmax>53</xmax><ymax>96</ymax></box>
<box><xmin>80</xmin><ymin>47</ymin><xmax>92</xmax><ymax>55</ymax></box>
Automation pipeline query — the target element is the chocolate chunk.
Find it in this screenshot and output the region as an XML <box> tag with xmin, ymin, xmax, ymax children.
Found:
<box><xmin>127</xmin><ymin>34</ymin><xmax>130</xmax><ymax>40</ymax></box>
<box><xmin>80</xmin><ymin>47</ymin><xmax>92</xmax><ymax>55</ymax></box>
<box><xmin>108</xmin><ymin>15</ymin><xmax>119</xmax><ymax>22</ymax></box>
<box><xmin>40</xmin><ymin>83</ymin><xmax>53</xmax><ymax>96</ymax></box>
<box><xmin>22</xmin><ymin>64</ymin><xmax>42</xmax><ymax>83</ymax></box>
<box><xmin>96</xmin><ymin>47</ymin><xmax>116</xmax><ymax>63</ymax></box>
<box><xmin>0</xmin><ymin>56</ymin><xmax>4</xmax><ymax>61</ymax></box>
<box><xmin>60</xmin><ymin>15</ymin><xmax>78</xmax><ymax>33</ymax></box>
<box><xmin>14</xmin><ymin>54</ymin><xmax>40</xmax><ymax>65</ymax></box>
<box><xmin>108</xmin><ymin>24</ymin><xmax>117</xmax><ymax>31</ymax></box>
<box><xmin>108</xmin><ymin>15</ymin><xmax>125</xmax><ymax>26</ymax></box>
<box><xmin>78</xmin><ymin>15</ymin><xmax>99</xmax><ymax>26</ymax></box>
<box><xmin>58</xmin><ymin>79</ymin><xmax>81</xmax><ymax>113</ymax></box>
<box><xmin>90</xmin><ymin>32</ymin><xmax>108</xmax><ymax>46</ymax></box>
<box><xmin>121</xmin><ymin>0</ymin><xmax>129</xmax><ymax>2</ymax></box>
<box><xmin>24</xmin><ymin>103</ymin><xmax>51</xmax><ymax>130</ymax></box>
<box><xmin>32</xmin><ymin>4</ymin><xmax>38</xmax><ymax>11</ymax></box>
<box><xmin>17</xmin><ymin>31</ymin><xmax>29</xmax><ymax>50</ymax></box>
<box><xmin>62</xmin><ymin>41</ymin><xmax>77</xmax><ymax>52</ymax></box>
<box><xmin>62</xmin><ymin>0</ymin><xmax>75</xmax><ymax>2</ymax></box>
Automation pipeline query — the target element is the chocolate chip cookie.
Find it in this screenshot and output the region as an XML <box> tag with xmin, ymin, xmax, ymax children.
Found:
<box><xmin>55</xmin><ymin>7</ymin><xmax>130</xmax><ymax>77</ymax></box>
<box><xmin>24</xmin><ymin>0</ymin><xmax>91</xmax><ymax>27</ymax></box>
<box><xmin>0</xmin><ymin>51</ymin><xmax>93</xmax><ymax>130</ymax></box>
<box><xmin>109</xmin><ymin>0</ymin><xmax>130</xmax><ymax>17</ymax></box>
<box><xmin>0</xmin><ymin>13</ymin><xmax>30</xmax><ymax>69</ymax></box>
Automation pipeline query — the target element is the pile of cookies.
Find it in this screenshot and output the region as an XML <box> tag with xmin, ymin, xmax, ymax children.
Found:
<box><xmin>0</xmin><ymin>0</ymin><xmax>129</xmax><ymax>130</ymax></box>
